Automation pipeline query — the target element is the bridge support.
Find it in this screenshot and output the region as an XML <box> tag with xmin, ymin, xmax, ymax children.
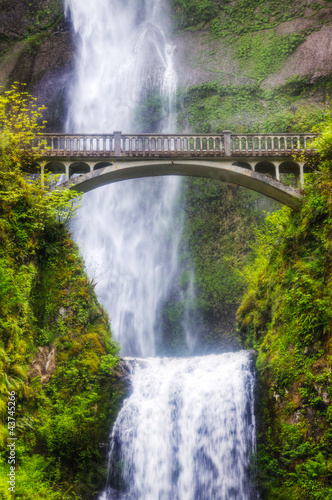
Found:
<box><xmin>275</xmin><ymin>162</ymin><xmax>280</xmax><ymax>181</ymax></box>
<box><xmin>223</xmin><ymin>131</ymin><xmax>232</xmax><ymax>156</ymax></box>
<box><xmin>299</xmin><ymin>162</ymin><xmax>304</xmax><ymax>188</ymax></box>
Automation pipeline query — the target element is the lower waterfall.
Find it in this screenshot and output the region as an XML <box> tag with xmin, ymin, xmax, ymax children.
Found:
<box><xmin>100</xmin><ymin>351</ymin><xmax>257</xmax><ymax>500</ymax></box>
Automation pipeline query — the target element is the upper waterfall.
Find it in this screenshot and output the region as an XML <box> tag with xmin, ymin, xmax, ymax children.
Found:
<box><xmin>64</xmin><ymin>0</ymin><xmax>177</xmax><ymax>133</ymax></box>
<box><xmin>64</xmin><ymin>0</ymin><xmax>181</xmax><ymax>357</ymax></box>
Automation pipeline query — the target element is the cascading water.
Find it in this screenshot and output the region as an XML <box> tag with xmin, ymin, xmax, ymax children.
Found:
<box><xmin>65</xmin><ymin>0</ymin><xmax>180</xmax><ymax>356</ymax></box>
<box><xmin>64</xmin><ymin>0</ymin><xmax>257</xmax><ymax>497</ymax></box>
<box><xmin>102</xmin><ymin>352</ymin><xmax>256</xmax><ymax>500</ymax></box>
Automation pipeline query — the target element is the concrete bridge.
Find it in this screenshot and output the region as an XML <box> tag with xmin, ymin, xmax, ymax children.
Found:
<box><xmin>37</xmin><ymin>131</ymin><xmax>317</xmax><ymax>210</ymax></box>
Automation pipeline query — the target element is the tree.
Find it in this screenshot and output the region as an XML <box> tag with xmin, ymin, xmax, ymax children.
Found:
<box><xmin>0</xmin><ymin>83</ymin><xmax>81</xmax><ymax>227</ymax></box>
<box><xmin>0</xmin><ymin>82</ymin><xmax>47</xmax><ymax>170</ymax></box>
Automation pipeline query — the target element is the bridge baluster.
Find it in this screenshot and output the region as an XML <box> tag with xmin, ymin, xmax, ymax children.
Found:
<box><xmin>280</xmin><ymin>137</ymin><xmax>285</xmax><ymax>152</ymax></box>
<box><xmin>305</xmin><ymin>136</ymin><xmax>310</xmax><ymax>152</ymax></box>
<box><xmin>247</xmin><ymin>136</ymin><xmax>251</xmax><ymax>152</ymax></box>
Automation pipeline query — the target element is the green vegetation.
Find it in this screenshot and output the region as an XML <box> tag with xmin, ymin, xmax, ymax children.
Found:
<box><xmin>235</xmin><ymin>31</ymin><xmax>305</xmax><ymax>80</ymax></box>
<box><xmin>177</xmin><ymin>77</ymin><xmax>330</xmax><ymax>134</ymax></box>
<box><xmin>134</xmin><ymin>94</ymin><xmax>163</xmax><ymax>132</ymax></box>
<box><xmin>0</xmin><ymin>0</ymin><xmax>64</xmax><ymax>56</ymax></box>
<box><xmin>171</xmin><ymin>0</ymin><xmax>324</xmax><ymax>36</ymax></box>
<box><xmin>237</xmin><ymin>114</ymin><xmax>332</xmax><ymax>498</ymax></box>
<box><xmin>0</xmin><ymin>85</ymin><xmax>126</xmax><ymax>499</ymax></box>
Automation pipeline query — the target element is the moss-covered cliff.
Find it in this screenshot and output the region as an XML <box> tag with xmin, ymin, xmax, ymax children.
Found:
<box><xmin>237</xmin><ymin>120</ymin><xmax>332</xmax><ymax>499</ymax></box>
<box><xmin>0</xmin><ymin>88</ymin><xmax>127</xmax><ymax>499</ymax></box>
<box><xmin>170</xmin><ymin>0</ymin><xmax>332</xmax><ymax>134</ymax></box>
<box><xmin>0</xmin><ymin>0</ymin><xmax>74</xmax><ymax>131</ymax></box>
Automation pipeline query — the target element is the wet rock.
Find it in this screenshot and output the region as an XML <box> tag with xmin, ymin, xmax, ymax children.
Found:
<box><xmin>29</xmin><ymin>345</ymin><xmax>56</xmax><ymax>383</ymax></box>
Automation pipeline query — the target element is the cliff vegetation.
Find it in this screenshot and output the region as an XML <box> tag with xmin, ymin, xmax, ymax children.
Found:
<box><xmin>0</xmin><ymin>85</ymin><xmax>126</xmax><ymax>500</ymax></box>
<box><xmin>237</xmin><ymin>115</ymin><xmax>332</xmax><ymax>498</ymax></box>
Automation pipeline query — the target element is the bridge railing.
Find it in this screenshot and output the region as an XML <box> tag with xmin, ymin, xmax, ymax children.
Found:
<box><xmin>38</xmin><ymin>132</ymin><xmax>317</xmax><ymax>157</ymax></box>
<box><xmin>231</xmin><ymin>134</ymin><xmax>315</xmax><ymax>154</ymax></box>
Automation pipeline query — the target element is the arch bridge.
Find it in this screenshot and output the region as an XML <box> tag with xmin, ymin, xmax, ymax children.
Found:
<box><xmin>37</xmin><ymin>131</ymin><xmax>317</xmax><ymax>210</ymax></box>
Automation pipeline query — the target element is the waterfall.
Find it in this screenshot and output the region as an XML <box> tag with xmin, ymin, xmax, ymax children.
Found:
<box><xmin>101</xmin><ymin>351</ymin><xmax>256</xmax><ymax>500</ymax></box>
<box><xmin>64</xmin><ymin>1</ymin><xmax>257</xmax><ymax>497</ymax></box>
<box><xmin>64</xmin><ymin>0</ymin><xmax>180</xmax><ymax>357</ymax></box>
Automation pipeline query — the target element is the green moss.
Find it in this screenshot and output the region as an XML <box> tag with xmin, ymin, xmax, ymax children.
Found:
<box><xmin>235</xmin><ymin>31</ymin><xmax>306</xmax><ymax>80</ymax></box>
<box><xmin>177</xmin><ymin>77</ymin><xmax>330</xmax><ymax>133</ymax></box>
<box><xmin>237</xmin><ymin>117</ymin><xmax>332</xmax><ymax>498</ymax></box>
<box><xmin>171</xmin><ymin>0</ymin><xmax>322</xmax><ymax>36</ymax></box>
<box><xmin>134</xmin><ymin>93</ymin><xmax>164</xmax><ymax>132</ymax></box>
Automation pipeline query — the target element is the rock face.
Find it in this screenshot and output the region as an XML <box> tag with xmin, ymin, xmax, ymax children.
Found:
<box><xmin>29</xmin><ymin>345</ymin><xmax>56</xmax><ymax>384</ymax></box>
<box><xmin>0</xmin><ymin>1</ymin><xmax>332</xmax><ymax>130</ymax></box>
<box><xmin>173</xmin><ymin>8</ymin><xmax>332</xmax><ymax>90</ymax></box>
<box><xmin>0</xmin><ymin>0</ymin><xmax>74</xmax><ymax>130</ymax></box>
<box><xmin>263</xmin><ymin>23</ymin><xmax>332</xmax><ymax>88</ymax></box>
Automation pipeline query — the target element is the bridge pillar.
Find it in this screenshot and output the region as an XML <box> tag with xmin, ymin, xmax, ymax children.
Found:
<box><xmin>299</xmin><ymin>162</ymin><xmax>304</xmax><ymax>188</ymax></box>
<box><xmin>65</xmin><ymin>164</ymin><xmax>70</xmax><ymax>182</ymax></box>
<box><xmin>275</xmin><ymin>162</ymin><xmax>280</xmax><ymax>181</ymax></box>
<box><xmin>114</xmin><ymin>131</ymin><xmax>122</xmax><ymax>156</ymax></box>
<box><xmin>40</xmin><ymin>161</ymin><xmax>45</xmax><ymax>187</ymax></box>
<box><xmin>223</xmin><ymin>131</ymin><xmax>232</xmax><ymax>156</ymax></box>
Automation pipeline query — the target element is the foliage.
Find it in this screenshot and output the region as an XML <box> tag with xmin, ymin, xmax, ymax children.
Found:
<box><xmin>170</xmin><ymin>0</ymin><xmax>218</xmax><ymax>31</ymax></box>
<box><xmin>237</xmin><ymin>113</ymin><xmax>332</xmax><ymax>498</ymax></box>
<box><xmin>134</xmin><ymin>93</ymin><xmax>163</xmax><ymax>132</ymax></box>
<box><xmin>177</xmin><ymin>77</ymin><xmax>330</xmax><ymax>134</ymax></box>
<box><xmin>0</xmin><ymin>82</ymin><xmax>46</xmax><ymax>169</ymax></box>
<box><xmin>235</xmin><ymin>31</ymin><xmax>305</xmax><ymax>80</ymax></box>
<box><xmin>170</xmin><ymin>0</ymin><xmax>322</xmax><ymax>36</ymax></box>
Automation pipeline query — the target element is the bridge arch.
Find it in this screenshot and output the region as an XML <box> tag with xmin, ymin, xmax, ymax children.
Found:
<box><xmin>94</xmin><ymin>161</ymin><xmax>113</xmax><ymax>171</ymax></box>
<box><xmin>45</xmin><ymin>161</ymin><xmax>66</xmax><ymax>175</ymax></box>
<box><xmin>232</xmin><ymin>161</ymin><xmax>252</xmax><ymax>170</ymax></box>
<box><xmin>57</xmin><ymin>158</ymin><xmax>303</xmax><ymax>210</ymax></box>
<box><xmin>254</xmin><ymin>161</ymin><xmax>276</xmax><ymax>178</ymax></box>
<box><xmin>69</xmin><ymin>161</ymin><xmax>90</xmax><ymax>178</ymax></box>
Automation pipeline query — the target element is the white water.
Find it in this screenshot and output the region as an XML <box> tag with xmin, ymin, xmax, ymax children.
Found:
<box><xmin>102</xmin><ymin>352</ymin><xmax>256</xmax><ymax>500</ymax></box>
<box><xmin>65</xmin><ymin>0</ymin><xmax>180</xmax><ymax>356</ymax></box>
<box><xmin>64</xmin><ymin>1</ymin><xmax>257</xmax><ymax>497</ymax></box>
